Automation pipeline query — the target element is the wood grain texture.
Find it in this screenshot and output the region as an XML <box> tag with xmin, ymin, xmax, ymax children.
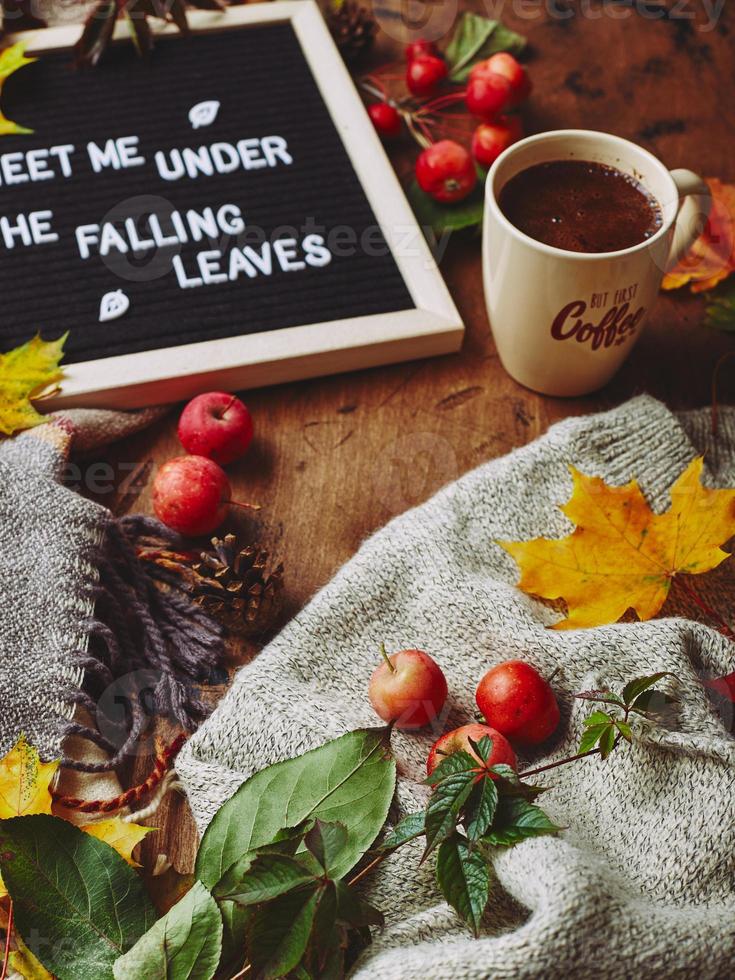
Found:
<box><xmin>82</xmin><ymin>0</ymin><xmax>735</xmax><ymax>880</ymax></box>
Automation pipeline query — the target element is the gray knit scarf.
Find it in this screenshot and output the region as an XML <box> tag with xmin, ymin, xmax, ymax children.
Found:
<box><xmin>0</xmin><ymin>409</ymin><xmax>225</xmax><ymax>771</ymax></box>
<box><xmin>177</xmin><ymin>395</ymin><xmax>735</xmax><ymax>980</ymax></box>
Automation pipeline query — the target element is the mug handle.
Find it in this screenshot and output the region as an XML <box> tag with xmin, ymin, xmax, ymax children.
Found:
<box><xmin>666</xmin><ymin>169</ymin><xmax>711</xmax><ymax>270</ymax></box>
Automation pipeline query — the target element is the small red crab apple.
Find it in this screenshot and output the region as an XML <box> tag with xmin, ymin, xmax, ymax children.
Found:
<box><xmin>465</xmin><ymin>72</ymin><xmax>512</xmax><ymax>119</ymax></box>
<box><xmin>471</xmin><ymin>116</ymin><xmax>523</xmax><ymax>168</ymax></box>
<box><xmin>415</xmin><ymin>140</ymin><xmax>477</xmax><ymax>204</ymax></box>
<box><xmin>368</xmin><ymin>645</ymin><xmax>448</xmax><ymax>730</ymax></box>
<box><xmin>406</xmin><ymin>54</ymin><xmax>448</xmax><ymax>97</ymax></box>
<box><xmin>426</xmin><ymin>723</ymin><xmax>516</xmax><ymax>776</ymax></box>
<box><xmin>368</xmin><ymin>102</ymin><xmax>402</xmax><ymax>139</ymax></box>
<box><xmin>405</xmin><ymin>38</ymin><xmax>437</xmax><ymax>62</ymax></box>
<box><xmin>178</xmin><ymin>391</ymin><xmax>253</xmax><ymax>465</ymax></box>
<box><xmin>476</xmin><ymin>660</ymin><xmax>560</xmax><ymax>745</ymax></box>
<box><xmin>153</xmin><ymin>455</ymin><xmax>232</xmax><ymax>537</ymax></box>
<box><xmin>481</xmin><ymin>52</ymin><xmax>532</xmax><ymax>107</ymax></box>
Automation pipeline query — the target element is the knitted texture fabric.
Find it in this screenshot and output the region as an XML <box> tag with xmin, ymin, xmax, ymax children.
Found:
<box><xmin>176</xmin><ymin>395</ymin><xmax>735</xmax><ymax>979</ymax></box>
<box><xmin>0</xmin><ymin>407</ymin><xmax>225</xmax><ymax>767</ymax></box>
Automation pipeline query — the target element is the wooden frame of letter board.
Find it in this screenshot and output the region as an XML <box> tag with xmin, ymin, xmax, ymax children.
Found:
<box><xmin>12</xmin><ymin>1</ymin><xmax>464</xmax><ymax>409</ymax></box>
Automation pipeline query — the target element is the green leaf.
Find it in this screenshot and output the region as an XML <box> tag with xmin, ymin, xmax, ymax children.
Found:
<box><xmin>621</xmin><ymin>673</ymin><xmax>674</xmax><ymax>707</ymax></box>
<box><xmin>247</xmin><ymin>886</ymin><xmax>320</xmax><ymax>980</ymax></box>
<box><xmin>381</xmin><ymin>810</ymin><xmax>425</xmax><ymax>850</ymax></box>
<box><xmin>467</xmin><ymin>735</ymin><xmax>493</xmax><ymax>764</ymax></box>
<box><xmin>615</xmin><ymin>720</ymin><xmax>633</xmax><ymax>743</ymax></box>
<box><xmin>598</xmin><ymin>724</ymin><xmax>617</xmax><ymax>759</ymax></box>
<box><xmin>487</xmin><ymin>765</ymin><xmax>547</xmax><ymax>802</ymax></box>
<box><xmin>584</xmin><ymin>710</ymin><xmax>615</xmax><ymax>727</ymax></box>
<box><xmin>578</xmin><ymin>723</ymin><xmax>612</xmax><ymax>754</ymax></box>
<box><xmin>124</xmin><ymin>9</ymin><xmax>154</xmax><ymax>58</ymax></box>
<box><xmin>305</xmin><ymin>820</ymin><xmax>349</xmax><ymax>875</ymax></box>
<box><xmin>407</xmin><ymin>179</ymin><xmax>485</xmax><ymax>237</ymax></box>
<box><xmin>483</xmin><ymin>798</ymin><xmax>562</xmax><ymax>847</ymax></box>
<box><xmin>0</xmin><ymin>814</ymin><xmax>156</xmax><ymax>980</ymax></box>
<box><xmin>213</xmin><ymin>852</ymin><xmax>316</xmax><ymax>906</ymax></box>
<box><xmin>334</xmin><ymin>880</ymin><xmax>384</xmax><ymax>929</ymax></box>
<box><xmin>217</xmin><ymin>903</ymin><xmax>250</xmax><ymax>979</ymax></box>
<box><xmin>630</xmin><ymin>689</ymin><xmax>679</xmax><ymax>714</ymax></box>
<box><xmin>445</xmin><ymin>12</ymin><xmax>526</xmax><ymax>83</ymax></box>
<box><xmin>464</xmin><ymin>776</ymin><xmax>498</xmax><ymax>841</ymax></box>
<box><xmin>435</xmin><ymin>833</ymin><xmax>489</xmax><ymax>937</ymax></box>
<box><xmin>445</xmin><ymin>12</ymin><xmax>497</xmax><ymax>78</ymax></box>
<box><xmin>424</xmin><ymin>768</ymin><xmax>476</xmax><ymax>858</ymax></box>
<box><xmin>196</xmin><ymin>728</ymin><xmax>395</xmax><ymax>888</ymax></box>
<box><xmin>112</xmin><ymin>880</ymin><xmax>222</xmax><ymax>980</ymax></box>
<box><xmin>425</xmin><ymin>749</ymin><xmax>477</xmax><ymax>787</ymax></box>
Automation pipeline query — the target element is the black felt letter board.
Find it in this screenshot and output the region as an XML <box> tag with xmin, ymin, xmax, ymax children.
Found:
<box><xmin>0</xmin><ymin>23</ymin><xmax>414</xmax><ymax>364</ymax></box>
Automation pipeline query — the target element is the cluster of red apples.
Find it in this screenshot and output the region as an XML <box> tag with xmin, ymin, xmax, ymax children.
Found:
<box><xmin>152</xmin><ymin>391</ymin><xmax>255</xmax><ymax>537</ymax></box>
<box><xmin>367</xmin><ymin>41</ymin><xmax>532</xmax><ymax>204</ymax></box>
<box><xmin>369</xmin><ymin>647</ymin><xmax>560</xmax><ymax>773</ymax></box>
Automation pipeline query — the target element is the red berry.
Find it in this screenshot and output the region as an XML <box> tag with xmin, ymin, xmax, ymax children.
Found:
<box><xmin>465</xmin><ymin>72</ymin><xmax>512</xmax><ymax>119</ymax></box>
<box><xmin>369</xmin><ymin>647</ymin><xmax>448</xmax><ymax>730</ymax></box>
<box><xmin>177</xmin><ymin>391</ymin><xmax>253</xmax><ymax>465</ymax></box>
<box><xmin>471</xmin><ymin>116</ymin><xmax>523</xmax><ymax>168</ymax></box>
<box><xmin>426</xmin><ymin>723</ymin><xmax>516</xmax><ymax>776</ymax></box>
<box><xmin>406</xmin><ymin>54</ymin><xmax>447</xmax><ymax>97</ymax></box>
<box><xmin>368</xmin><ymin>102</ymin><xmax>402</xmax><ymax>139</ymax></box>
<box><xmin>415</xmin><ymin>139</ymin><xmax>477</xmax><ymax>204</ymax></box>
<box><xmin>483</xmin><ymin>52</ymin><xmax>532</xmax><ymax>107</ymax></box>
<box><xmin>405</xmin><ymin>38</ymin><xmax>437</xmax><ymax>62</ymax></box>
<box><xmin>476</xmin><ymin>660</ymin><xmax>560</xmax><ymax>745</ymax></box>
<box><xmin>152</xmin><ymin>455</ymin><xmax>230</xmax><ymax>537</ymax></box>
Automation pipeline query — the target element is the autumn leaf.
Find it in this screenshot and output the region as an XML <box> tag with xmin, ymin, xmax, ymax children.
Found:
<box><xmin>0</xmin><ymin>333</ymin><xmax>67</xmax><ymax>437</ymax></box>
<box><xmin>84</xmin><ymin>817</ymin><xmax>153</xmax><ymax>867</ymax></box>
<box><xmin>499</xmin><ymin>457</ymin><xmax>735</xmax><ymax>630</ymax></box>
<box><xmin>0</xmin><ymin>42</ymin><xmax>35</xmax><ymax>135</ymax></box>
<box><xmin>662</xmin><ymin>179</ymin><xmax>735</xmax><ymax>293</ymax></box>
<box><xmin>0</xmin><ymin>736</ymin><xmax>58</xmax><ymax>819</ymax></box>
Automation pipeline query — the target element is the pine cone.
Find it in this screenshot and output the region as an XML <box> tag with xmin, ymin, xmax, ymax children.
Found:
<box><xmin>190</xmin><ymin>534</ymin><xmax>284</xmax><ymax>636</ymax></box>
<box><xmin>141</xmin><ymin>534</ymin><xmax>284</xmax><ymax>636</ymax></box>
<box><xmin>325</xmin><ymin>0</ymin><xmax>376</xmax><ymax>64</ymax></box>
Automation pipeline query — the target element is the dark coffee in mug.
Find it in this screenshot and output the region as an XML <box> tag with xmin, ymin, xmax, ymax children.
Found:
<box><xmin>498</xmin><ymin>160</ymin><xmax>663</xmax><ymax>253</ymax></box>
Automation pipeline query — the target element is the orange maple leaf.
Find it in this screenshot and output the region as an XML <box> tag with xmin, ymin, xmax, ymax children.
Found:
<box><xmin>499</xmin><ymin>457</ymin><xmax>735</xmax><ymax>630</ymax></box>
<box><xmin>662</xmin><ymin>179</ymin><xmax>735</xmax><ymax>293</ymax></box>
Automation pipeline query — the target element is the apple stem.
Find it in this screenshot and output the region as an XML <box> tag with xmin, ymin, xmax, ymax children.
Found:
<box><xmin>230</xmin><ymin>499</ymin><xmax>261</xmax><ymax>512</ymax></box>
<box><xmin>379</xmin><ymin>643</ymin><xmax>396</xmax><ymax>672</ymax></box>
<box><xmin>215</xmin><ymin>394</ymin><xmax>239</xmax><ymax>420</ymax></box>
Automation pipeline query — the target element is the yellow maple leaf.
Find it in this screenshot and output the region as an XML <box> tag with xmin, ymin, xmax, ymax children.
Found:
<box><xmin>0</xmin><ymin>736</ymin><xmax>58</xmax><ymax>819</ymax></box>
<box><xmin>84</xmin><ymin>817</ymin><xmax>153</xmax><ymax>867</ymax></box>
<box><xmin>8</xmin><ymin>932</ymin><xmax>53</xmax><ymax>979</ymax></box>
<box><xmin>499</xmin><ymin>456</ymin><xmax>735</xmax><ymax>630</ymax></box>
<box><xmin>0</xmin><ymin>42</ymin><xmax>36</xmax><ymax>136</ymax></box>
<box><xmin>0</xmin><ymin>333</ymin><xmax>67</xmax><ymax>437</ymax></box>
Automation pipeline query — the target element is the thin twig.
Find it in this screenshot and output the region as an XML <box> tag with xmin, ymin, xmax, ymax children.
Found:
<box><xmin>228</xmin><ymin>966</ymin><xmax>251</xmax><ymax>980</ymax></box>
<box><xmin>348</xmin><ymin>852</ymin><xmax>386</xmax><ymax>888</ymax></box>
<box><xmin>1</xmin><ymin>900</ymin><xmax>13</xmax><ymax>980</ymax></box>
<box><xmin>520</xmin><ymin>748</ymin><xmax>600</xmax><ymax>778</ymax></box>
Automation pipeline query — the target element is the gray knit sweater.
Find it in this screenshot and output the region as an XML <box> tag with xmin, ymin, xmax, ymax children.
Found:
<box><xmin>177</xmin><ymin>396</ymin><xmax>735</xmax><ymax>979</ymax></box>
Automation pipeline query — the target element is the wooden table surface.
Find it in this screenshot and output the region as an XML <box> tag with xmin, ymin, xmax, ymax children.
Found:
<box><xmin>85</xmin><ymin>0</ymin><xmax>735</xmax><ymax>883</ymax></box>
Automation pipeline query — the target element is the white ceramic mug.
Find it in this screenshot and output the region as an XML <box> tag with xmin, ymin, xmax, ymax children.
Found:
<box><xmin>482</xmin><ymin>129</ymin><xmax>709</xmax><ymax>396</ymax></box>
